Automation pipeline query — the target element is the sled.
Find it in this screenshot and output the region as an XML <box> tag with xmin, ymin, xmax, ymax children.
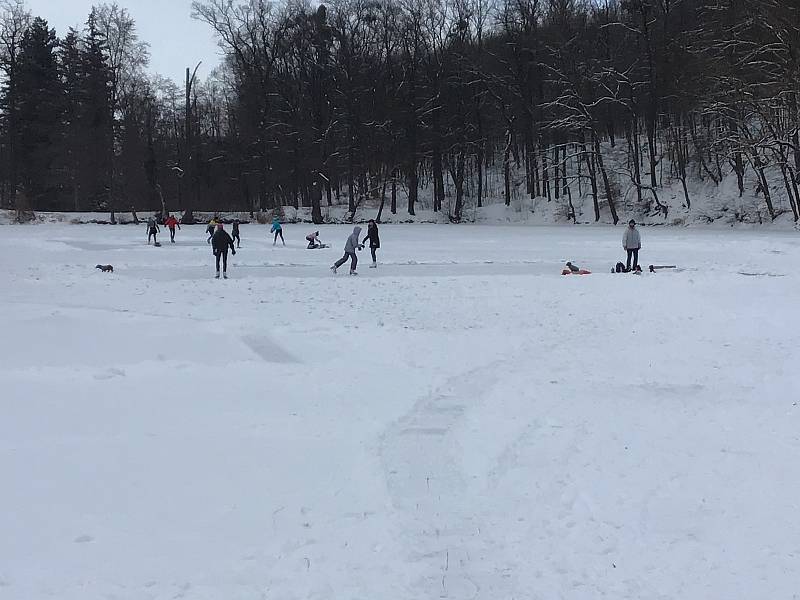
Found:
<box><xmin>562</xmin><ymin>269</ymin><xmax>591</xmax><ymax>275</ymax></box>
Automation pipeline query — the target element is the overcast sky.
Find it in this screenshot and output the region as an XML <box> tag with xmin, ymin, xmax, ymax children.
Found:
<box><xmin>26</xmin><ymin>0</ymin><xmax>223</xmax><ymax>83</ymax></box>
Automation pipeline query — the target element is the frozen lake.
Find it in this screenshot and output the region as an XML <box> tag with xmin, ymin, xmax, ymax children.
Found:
<box><xmin>1</xmin><ymin>222</ymin><xmax>799</xmax><ymax>599</ymax></box>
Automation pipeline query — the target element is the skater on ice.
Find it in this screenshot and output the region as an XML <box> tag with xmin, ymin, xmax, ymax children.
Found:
<box><xmin>232</xmin><ymin>219</ymin><xmax>241</xmax><ymax>248</ymax></box>
<box><xmin>331</xmin><ymin>226</ymin><xmax>363</xmax><ymax>274</ymax></box>
<box><xmin>271</xmin><ymin>216</ymin><xmax>285</xmax><ymax>246</ymax></box>
<box><xmin>146</xmin><ymin>216</ymin><xmax>160</xmax><ymax>245</ymax></box>
<box><xmin>362</xmin><ymin>219</ymin><xmax>380</xmax><ymax>268</ymax></box>
<box><xmin>211</xmin><ymin>222</ymin><xmax>236</xmax><ymax>279</ymax></box>
<box><xmin>164</xmin><ymin>214</ymin><xmax>180</xmax><ymax>243</ymax></box>
<box><xmin>623</xmin><ymin>219</ymin><xmax>641</xmax><ymax>272</ymax></box>
<box><xmin>306</xmin><ymin>231</ymin><xmax>324</xmax><ymax>249</ymax></box>
<box><xmin>206</xmin><ymin>217</ymin><xmax>218</xmax><ymax>244</ymax></box>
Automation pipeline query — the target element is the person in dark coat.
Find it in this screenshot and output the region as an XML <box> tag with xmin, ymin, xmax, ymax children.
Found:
<box><xmin>206</xmin><ymin>218</ymin><xmax>217</xmax><ymax>244</ymax></box>
<box><xmin>232</xmin><ymin>219</ymin><xmax>241</xmax><ymax>248</ymax></box>
<box><xmin>362</xmin><ymin>219</ymin><xmax>380</xmax><ymax>268</ymax></box>
<box><xmin>211</xmin><ymin>223</ymin><xmax>236</xmax><ymax>278</ymax></box>
<box><xmin>146</xmin><ymin>217</ymin><xmax>160</xmax><ymax>245</ymax></box>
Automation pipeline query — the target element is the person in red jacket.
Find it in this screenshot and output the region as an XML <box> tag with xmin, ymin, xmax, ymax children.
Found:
<box><xmin>164</xmin><ymin>214</ymin><xmax>181</xmax><ymax>243</ymax></box>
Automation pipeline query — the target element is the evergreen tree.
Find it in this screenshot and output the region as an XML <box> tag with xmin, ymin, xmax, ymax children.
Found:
<box><xmin>14</xmin><ymin>16</ymin><xmax>63</xmax><ymax>207</ymax></box>
<box><xmin>79</xmin><ymin>9</ymin><xmax>113</xmax><ymax>215</ymax></box>
<box><xmin>58</xmin><ymin>28</ymin><xmax>85</xmax><ymax>210</ymax></box>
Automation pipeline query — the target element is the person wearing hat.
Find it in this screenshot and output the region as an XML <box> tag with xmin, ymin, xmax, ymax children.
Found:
<box><xmin>623</xmin><ymin>219</ymin><xmax>641</xmax><ymax>272</ymax></box>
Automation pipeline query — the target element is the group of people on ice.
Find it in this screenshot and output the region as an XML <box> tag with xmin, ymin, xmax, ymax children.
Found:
<box><xmin>147</xmin><ymin>211</ymin><xmax>643</xmax><ymax>279</ymax></box>
<box><xmin>563</xmin><ymin>219</ymin><xmax>644</xmax><ymax>275</ymax></box>
<box><xmin>202</xmin><ymin>215</ymin><xmax>382</xmax><ymax>278</ymax></box>
<box><xmin>146</xmin><ymin>214</ymin><xmax>182</xmax><ymax>245</ymax></box>
<box><xmin>205</xmin><ymin>217</ymin><xmax>241</xmax><ymax>247</ymax></box>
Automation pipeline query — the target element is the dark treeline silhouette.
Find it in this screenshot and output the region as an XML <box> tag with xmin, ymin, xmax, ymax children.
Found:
<box><xmin>1</xmin><ymin>0</ymin><xmax>799</xmax><ymax>224</ymax></box>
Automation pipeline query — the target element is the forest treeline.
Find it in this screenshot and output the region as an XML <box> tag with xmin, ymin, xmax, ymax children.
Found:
<box><xmin>0</xmin><ymin>0</ymin><xmax>799</xmax><ymax>224</ymax></box>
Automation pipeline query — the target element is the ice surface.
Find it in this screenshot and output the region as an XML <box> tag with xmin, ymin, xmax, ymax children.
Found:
<box><xmin>1</xmin><ymin>223</ymin><xmax>799</xmax><ymax>599</ymax></box>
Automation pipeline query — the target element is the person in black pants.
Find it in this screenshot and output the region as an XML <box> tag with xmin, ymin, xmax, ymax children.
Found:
<box><xmin>147</xmin><ymin>217</ymin><xmax>159</xmax><ymax>245</ymax></box>
<box><xmin>362</xmin><ymin>219</ymin><xmax>380</xmax><ymax>268</ymax></box>
<box><xmin>331</xmin><ymin>226</ymin><xmax>362</xmax><ymax>274</ymax></box>
<box><xmin>211</xmin><ymin>223</ymin><xmax>236</xmax><ymax>279</ymax></box>
<box><xmin>622</xmin><ymin>219</ymin><xmax>642</xmax><ymax>272</ymax></box>
<box><xmin>232</xmin><ymin>219</ymin><xmax>241</xmax><ymax>248</ymax></box>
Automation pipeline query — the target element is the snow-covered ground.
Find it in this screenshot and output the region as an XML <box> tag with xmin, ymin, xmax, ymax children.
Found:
<box><xmin>1</xmin><ymin>222</ymin><xmax>799</xmax><ymax>599</ymax></box>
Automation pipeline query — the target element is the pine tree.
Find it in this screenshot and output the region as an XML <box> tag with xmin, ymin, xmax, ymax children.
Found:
<box><xmin>58</xmin><ymin>28</ymin><xmax>85</xmax><ymax>210</ymax></box>
<box><xmin>79</xmin><ymin>9</ymin><xmax>113</xmax><ymax>216</ymax></box>
<box><xmin>14</xmin><ymin>16</ymin><xmax>64</xmax><ymax>207</ymax></box>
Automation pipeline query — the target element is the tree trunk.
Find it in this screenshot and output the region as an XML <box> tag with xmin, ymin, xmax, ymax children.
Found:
<box><xmin>582</xmin><ymin>138</ymin><xmax>599</xmax><ymax>222</ymax></box>
<box><xmin>646</xmin><ymin>115</ymin><xmax>657</xmax><ymax>189</ymax></box>
<box><xmin>504</xmin><ymin>129</ymin><xmax>512</xmax><ymax>206</ymax></box>
<box><xmin>347</xmin><ymin>144</ymin><xmax>355</xmax><ymax>215</ymax></box>
<box><xmin>541</xmin><ymin>143</ymin><xmax>551</xmax><ymax>201</ymax></box>
<box><xmin>432</xmin><ymin>144</ymin><xmax>444</xmax><ymax>212</ymax></box>
<box><xmin>391</xmin><ymin>171</ymin><xmax>397</xmax><ymax>214</ymax></box>
<box><xmin>632</xmin><ymin>117</ymin><xmax>643</xmax><ymax>203</ymax></box>
<box><xmin>751</xmin><ymin>150</ymin><xmax>775</xmax><ymax>219</ymax></box>
<box><xmin>476</xmin><ymin>144</ymin><xmax>484</xmax><ymax>208</ymax></box>
<box><xmin>408</xmin><ymin>161</ymin><xmax>417</xmax><ymax>216</ymax></box>
<box><xmin>377</xmin><ymin>176</ymin><xmax>387</xmax><ymax>223</ymax></box>
<box><xmin>553</xmin><ymin>144</ymin><xmax>560</xmax><ymax>200</ymax></box>
<box><xmin>451</xmin><ymin>151</ymin><xmax>465</xmax><ymax>222</ymax></box>
<box><xmin>311</xmin><ymin>179</ymin><xmax>323</xmax><ymax>224</ymax></box>
<box><xmin>594</xmin><ymin>132</ymin><xmax>618</xmax><ymax>224</ymax></box>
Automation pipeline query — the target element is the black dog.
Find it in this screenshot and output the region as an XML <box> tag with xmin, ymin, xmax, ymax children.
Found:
<box><xmin>95</xmin><ymin>264</ymin><xmax>114</xmax><ymax>273</ymax></box>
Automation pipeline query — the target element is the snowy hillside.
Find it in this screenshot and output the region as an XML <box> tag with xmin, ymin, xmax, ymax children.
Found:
<box><xmin>5</xmin><ymin>136</ymin><xmax>800</xmax><ymax>231</ymax></box>
<box><xmin>1</xmin><ymin>223</ymin><xmax>799</xmax><ymax>599</ymax></box>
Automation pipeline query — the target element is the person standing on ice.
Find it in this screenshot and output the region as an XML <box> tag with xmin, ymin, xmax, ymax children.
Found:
<box><xmin>362</xmin><ymin>219</ymin><xmax>380</xmax><ymax>268</ymax></box>
<box><xmin>331</xmin><ymin>226</ymin><xmax>363</xmax><ymax>274</ymax></box>
<box><xmin>623</xmin><ymin>219</ymin><xmax>642</xmax><ymax>272</ymax></box>
<box><xmin>271</xmin><ymin>217</ymin><xmax>285</xmax><ymax>246</ymax></box>
<box><xmin>164</xmin><ymin>214</ymin><xmax>180</xmax><ymax>243</ymax></box>
<box><xmin>206</xmin><ymin>217</ymin><xmax>217</xmax><ymax>244</ymax></box>
<box><xmin>211</xmin><ymin>223</ymin><xmax>236</xmax><ymax>279</ymax></box>
<box><xmin>232</xmin><ymin>219</ymin><xmax>241</xmax><ymax>248</ymax></box>
<box><xmin>146</xmin><ymin>216</ymin><xmax>160</xmax><ymax>245</ymax></box>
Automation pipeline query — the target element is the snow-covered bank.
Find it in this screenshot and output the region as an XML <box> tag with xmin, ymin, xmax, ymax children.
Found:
<box><xmin>1</xmin><ymin>223</ymin><xmax>799</xmax><ymax>599</ymax></box>
<box><xmin>4</xmin><ymin>184</ymin><xmax>800</xmax><ymax>231</ymax></box>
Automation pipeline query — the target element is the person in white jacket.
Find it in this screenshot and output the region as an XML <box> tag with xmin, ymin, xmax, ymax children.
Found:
<box><xmin>623</xmin><ymin>219</ymin><xmax>642</xmax><ymax>272</ymax></box>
